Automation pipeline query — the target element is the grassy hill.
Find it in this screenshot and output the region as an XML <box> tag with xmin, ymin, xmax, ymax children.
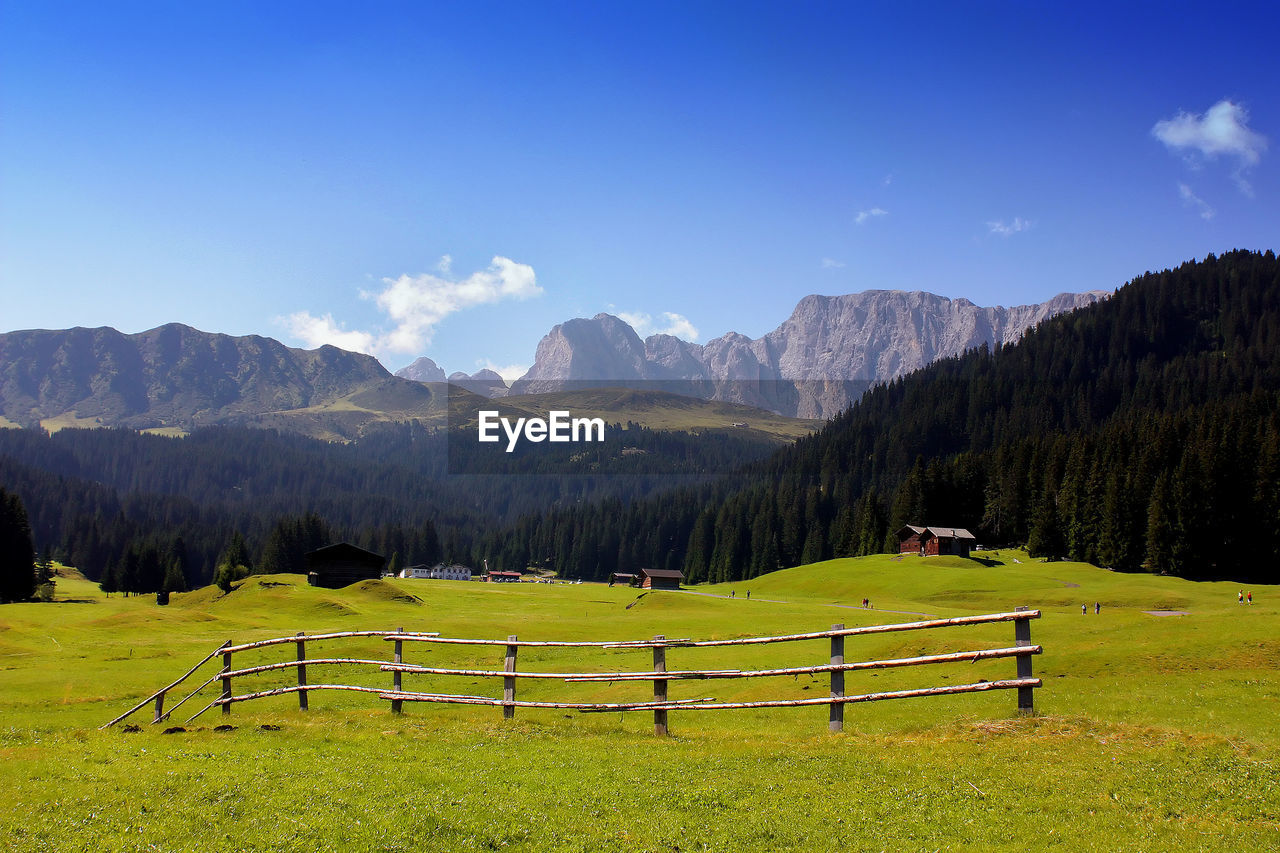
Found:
<box><xmin>1</xmin><ymin>555</ymin><xmax>1277</xmax><ymax>850</ymax></box>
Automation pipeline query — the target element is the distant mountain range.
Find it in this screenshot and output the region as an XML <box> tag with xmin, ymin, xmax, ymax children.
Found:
<box><xmin>506</xmin><ymin>289</ymin><xmax>1107</xmax><ymax>417</ymax></box>
<box><xmin>0</xmin><ymin>323</ymin><xmax>444</xmax><ymax>438</ymax></box>
<box><xmin>0</xmin><ymin>287</ymin><xmax>1106</xmax><ymax>434</ymax></box>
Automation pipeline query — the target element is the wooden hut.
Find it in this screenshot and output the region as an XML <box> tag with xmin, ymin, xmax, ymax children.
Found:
<box><xmin>896</xmin><ymin>525</ymin><xmax>927</xmax><ymax>554</ymax></box>
<box><xmin>609</xmin><ymin>572</ymin><xmax>639</xmax><ymax>587</ymax></box>
<box><xmin>637</xmin><ymin>568</ymin><xmax>683</xmax><ymax>590</ymax></box>
<box><xmin>919</xmin><ymin>527</ymin><xmax>976</xmax><ymax>557</ymax></box>
<box><xmin>306</xmin><ymin>543</ymin><xmax>386</xmax><ymax>589</ymax></box>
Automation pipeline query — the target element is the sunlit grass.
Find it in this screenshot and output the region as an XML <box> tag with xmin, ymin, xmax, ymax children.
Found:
<box><xmin>2</xmin><ymin>553</ymin><xmax>1277</xmax><ymax>850</ymax></box>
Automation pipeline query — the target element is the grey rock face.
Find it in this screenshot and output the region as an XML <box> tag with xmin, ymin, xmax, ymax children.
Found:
<box><xmin>395</xmin><ymin>356</ymin><xmax>447</xmax><ymax>383</ymax></box>
<box><xmin>510</xmin><ymin>289</ymin><xmax>1107</xmax><ymax>417</ymax></box>
<box><xmin>446</xmin><ymin>369</ymin><xmax>510</xmax><ymax>398</ymax></box>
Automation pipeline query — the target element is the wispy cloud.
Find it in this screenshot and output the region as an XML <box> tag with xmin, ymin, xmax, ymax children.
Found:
<box><xmin>1178</xmin><ymin>183</ymin><xmax>1216</xmax><ymax>220</ymax></box>
<box><xmin>821</xmin><ymin>257</ymin><xmax>846</xmax><ymax>269</ymax></box>
<box><xmin>987</xmin><ymin>217</ymin><xmax>1033</xmax><ymax>237</ymax></box>
<box><xmin>616</xmin><ymin>311</ymin><xmax>700</xmax><ymax>342</ymax></box>
<box><xmin>281</xmin><ymin>255</ymin><xmax>541</xmax><ymax>357</ymax></box>
<box><xmin>1153</xmin><ymin>99</ymin><xmax>1268</xmax><ymax>194</ymax></box>
<box><xmin>855</xmin><ymin>207</ymin><xmax>888</xmax><ymax>225</ymax></box>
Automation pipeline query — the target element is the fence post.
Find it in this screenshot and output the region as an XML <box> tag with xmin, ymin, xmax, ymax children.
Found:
<box><xmin>829</xmin><ymin>624</ymin><xmax>844</xmax><ymax>733</ymax></box>
<box><xmin>1015</xmin><ymin>605</ymin><xmax>1034</xmax><ymax>715</ymax></box>
<box><xmin>153</xmin><ymin>691</ymin><xmax>166</xmax><ymax>724</ymax></box>
<box><xmin>296</xmin><ymin>632</ymin><xmax>308</xmax><ymax>711</ymax></box>
<box><xmin>392</xmin><ymin>626</ymin><xmax>404</xmax><ymax>715</ymax></box>
<box><xmin>503</xmin><ymin>635</ymin><xmax>517</xmax><ymax>720</ymax></box>
<box><xmin>221</xmin><ymin>647</ymin><xmax>232</xmax><ymax>716</ymax></box>
<box><xmin>653</xmin><ymin>635</ymin><xmax>668</xmax><ymax>736</ymax></box>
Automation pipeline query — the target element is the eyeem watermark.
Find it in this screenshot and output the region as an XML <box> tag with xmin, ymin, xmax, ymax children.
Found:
<box><xmin>478</xmin><ymin>410</ymin><xmax>606</xmax><ymax>452</ymax></box>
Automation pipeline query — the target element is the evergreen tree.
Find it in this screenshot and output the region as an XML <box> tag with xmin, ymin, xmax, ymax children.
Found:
<box><xmin>0</xmin><ymin>488</ymin><xmax>37</xmax><ymax>603</ymax></box>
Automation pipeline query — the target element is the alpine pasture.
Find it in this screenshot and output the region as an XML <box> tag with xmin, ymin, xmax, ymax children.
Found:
<box><xmin>2</xmin><ymin>552</ymin><xmax>1277</xmax><ymax>851</ymax></box>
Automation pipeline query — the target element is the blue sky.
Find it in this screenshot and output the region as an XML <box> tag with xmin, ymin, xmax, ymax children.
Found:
<box><xmin>2</xmin><ymin>1</ymin><xmax>1277</xmax><ymax>379</ymax></box>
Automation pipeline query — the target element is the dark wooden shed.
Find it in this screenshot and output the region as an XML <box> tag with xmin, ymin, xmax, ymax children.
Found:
<box><xmin>306</xmin><ymin>543</ymin><xmax>386</xmax><ymax>589</ymax></box>
<box><xmin>920</xmin><ymin>527</ymin><xmax>976</xmax><ymax>557</ymax></box>
<box><xmin>609</xmin><ymin>572</ymin><xmax>639</xmax><ymax>587</ymax></box>
<box><xmin>896</xmin><ymin>524</ymin><xmax>927</xmax><ymax>554</ymax></box>
<box><xmin>638</xmin><ymin>568</ymin><xmax>683</xmax><ymax>590</ymax></box>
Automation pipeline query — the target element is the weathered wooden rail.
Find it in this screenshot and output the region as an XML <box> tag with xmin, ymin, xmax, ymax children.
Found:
<box><xmin>101</xmin><ymin>608</ymin><xmax>1042</xmax><ymax>734</ymax></box>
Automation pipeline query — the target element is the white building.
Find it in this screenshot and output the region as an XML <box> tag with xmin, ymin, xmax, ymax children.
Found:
<box><xmin>400</xmin><ymin>563</ymin><xmax>473</xmax><ymax>581</ymax></box>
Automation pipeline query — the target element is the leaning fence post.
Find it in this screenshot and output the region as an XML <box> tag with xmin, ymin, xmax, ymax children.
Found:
<box><xmin>220</xmin><ymin>646</ymin><xmax>233</xmax><ymax>716</ymax></box>
<box><xmin>829</xmin><ymin>624</ymin><xmax>845</xmax><ymax>733</ymax></box>
<box><xmin>653</xmin><ymin>635</ymin><xmax>668</xmax><ymax>736</ymax></box>
<box><xmin>1015</xmin><ymin>605</ymin><xmax>1034</xmax><ymax>715</ymax></box>
<box><xmin>392</xmin><ymin>626</ymin><xmax>404</xmax><ymax>714</ymax></box>
<box><xmin>296</xmin><ymin>632</ymin><xmax>308</xmax><ymax>711</ymax></box>
<box><xmin>153</xmin><ymin>691</ymin><xmax>166</xmax><ymax>724</ymax></box>
<box><xmin>503</xmin><ymin>635</ymin><xmax>518</xmax><ymax>720</ymax></box>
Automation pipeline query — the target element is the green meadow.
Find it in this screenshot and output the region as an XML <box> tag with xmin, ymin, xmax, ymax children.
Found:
<box><xmin>2</xmin><ymin>552</ymin><xmax>1277</xmax><ymax>851</ymax></box>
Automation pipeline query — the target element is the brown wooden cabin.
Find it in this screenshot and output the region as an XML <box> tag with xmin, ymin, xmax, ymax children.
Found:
<box><xmin>897</xmin><ymin>525</ymin><xmax>977</xmax><ymax>558</ymax></box>
<box><xmin>921</xmin><ymin>527</ymin><xmax>976</xmax><ymax>557</ymax></box>
<box><xmin>609</xmin><ymin>572</ymin><xmax>639</xmax><ymax>587</ymax></box>
<box><xmin>306</xmin><ymin>543</ymin><xmax>386</xmax><ymax>589</ymax></box>
<box><xmin>896</xmin><ymin>525</ymin><xmax>927</xmax><ymax>554</ymax></box>
<box><xmin>486</xmin><ymin>571</ymin><xmax>523</xmax><ymax>583</ymax></box>
<box><xmin>638</xmin><ymin>568</ymin><xmax>683</xmax><ymax>590</ymax></box>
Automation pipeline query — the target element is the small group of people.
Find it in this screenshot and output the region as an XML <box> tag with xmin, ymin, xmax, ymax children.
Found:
<box><xmin>861</xmin><ymin>597</ymin><xmax>873</xmax><ymax>609</ymax></box>
<box><xmin>1238</xmin><ymin>590</ymin><xmax>1253</xmax><ymax>605</ymax></box>
<box><xmin>1081</xmin><ymin>602</ymin><xmax>1100</xmax><ymax>614</ymax></box>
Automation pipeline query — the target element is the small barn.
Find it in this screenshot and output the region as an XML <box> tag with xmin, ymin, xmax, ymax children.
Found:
<box><xmin>306</xmin><ymin>543</ymin><xmax>386</xmax><ymax>589</ymax></box>
<box><xmin>609</xmin><ymin>572</ymin><xmax>639</xmax><ymax>587</ymax></box>
<box><xmin>896</xmin><ymin>525</ymin><xmax>927</xmax><ymax>555</ymax></box>
<box><xmin>638</xmin><ymin>568</ymin><xmax>683</xmax><ymax>590</ymax></box>
<box><xmin>486</xmin><ymin>570</ymin><xmax>523</xmax><ymax>583</ymax></box>
<box><xmin>921</xmin><ymin>527</ymin><xmax>976</xmax><ymax>557</ymax></box>
<box><xmin>897</xmin><ymin>525</ymin><xmax>977</xmax><ymax>558</ymax></box>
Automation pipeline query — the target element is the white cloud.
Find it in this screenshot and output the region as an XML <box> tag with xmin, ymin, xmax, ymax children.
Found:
<box><xmin>821</xmin><ymin>257</ymin><xmax>846</xmax><ymax>269</ymax></box>
<box><xmin>1153</xmin><ymin>99</ymin><xmax>1267</xmax><ymax>193</ymax></box>
<box><xmin>616</xmin><ymin>311</ymin><xmax>700</xmax><ymax>342</ymax></box>
<box><xmin>281</xmin><ymin>256</ymin><xmax>541</xmax><ymax>357</ymax></box>
<box><xmin>855</xmin><ymin>207</ymin><xmax>888</xmax><ymax>225</ymax></box>
<box><xmin>476</xmin><ymin>360</ymin><xmax>528</xmax><ymax>384</ymax></box>
<box><xmin>987</xmin><ymin>217</ymin><xmax>1033</xmax><ymax>237</ymax></box>
<box><xmin>1178</xmin><ymin>183</ymin><xmax>1216</xmax><ymax>220</ymax></box>
<box><xmin>279</xmin><ymin>312</ymin><xmax>377</xmax><ymax>354</ymax></box>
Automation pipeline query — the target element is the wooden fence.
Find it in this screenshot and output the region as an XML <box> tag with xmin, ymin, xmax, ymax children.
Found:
<box><xmin>101</xmin><ymin>607</ymin><xmax>1042</xmax><ymax>734</ymax></box>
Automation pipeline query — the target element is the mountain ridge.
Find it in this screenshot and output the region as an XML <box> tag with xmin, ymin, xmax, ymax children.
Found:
<box><xmin>509</xmin><ymin>289</ymin><xmax>1107</xmax><ymax>416</ymax></box>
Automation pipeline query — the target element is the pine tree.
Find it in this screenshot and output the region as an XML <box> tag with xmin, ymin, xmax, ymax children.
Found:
<box><xmin>0</xmin><ymin>489</ymin><xmax>37</xmax><ymax>603</ymax></box>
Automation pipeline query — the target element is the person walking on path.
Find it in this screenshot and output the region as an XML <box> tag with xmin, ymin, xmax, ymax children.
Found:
<box><xmin>1095</xmin><ymin>601</ymin><xmax>1100</xmax><ymax>614</ymax></box>
<box><xmin>1248</xmin><ymin>591</ymin><xmax>1253</xmax><ymax>604</ymax></box>
<box><xmin>1082</xmin><ymin>603</ymin><xmax>1087</xmax><ymax>615</ymax></box>
<box><xmin>746</xmin><ymin>590</ymin><xmax>750</xmax><ymax>600</ymax></box>
<box><xmin>1239</xmin><ymin>590</ymin><xmax>1244</xmax><ymax>604</ymax></box>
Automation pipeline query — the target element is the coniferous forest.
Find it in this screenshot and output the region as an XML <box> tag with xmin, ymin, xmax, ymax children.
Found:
<box><xmin>1</xmin><ymin>250</ymin><xmax>1278</xmax><ymax>595</ymax></box>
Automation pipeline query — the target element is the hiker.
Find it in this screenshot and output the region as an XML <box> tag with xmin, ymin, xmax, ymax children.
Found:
<box><xmin>730</xmin><ymin>589</ymin><xmax>735</xmax><ymax>598</ymax></box>
<box><xmin>1239</xmin><ymin>590</ymin><xmax>1244</xmax><ymax>604</ymax></box>
<box><xmin>746</xmin><ymin>590</ymin><xmax>750</xmax><ymax>600</ymax></box>
<box><xmin>1082</xmin><ymin>603</ymin><xmax>1087</xmax><ymax>615</ymax></box>
<box><xmin>1248</xmin><ymin>591</ymin><xmax>1252</xmax><ymax>604</ymax></box>
<box><xmin>1095</xmin><ymin>602</ymin><xmax>1100</xmax><ymax>614</ymax></box>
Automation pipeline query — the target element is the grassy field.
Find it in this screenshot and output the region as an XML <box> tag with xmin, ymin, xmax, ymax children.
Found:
<box><xmin>2</xmin><ymin>552</ymin><xmax>1277</xmax><ymax>851</ymax></box>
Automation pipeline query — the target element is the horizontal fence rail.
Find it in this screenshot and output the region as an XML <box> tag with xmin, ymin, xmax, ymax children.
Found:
<box><xmin>102</xmin><ymin>608</ymin><xmax>1042</xmax><ymax>734</ymax></box>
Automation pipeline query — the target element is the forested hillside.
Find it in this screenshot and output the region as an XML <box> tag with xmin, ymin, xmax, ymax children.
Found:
<box><xmin>498</xmin><ymin>250</ymin><xmax>1280</xmax><ymax>584</ymax></box>
<box><xmin>0</xmin><ymin>419</ymin><xmax>774</xmax><ymax>590</ymax></box>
